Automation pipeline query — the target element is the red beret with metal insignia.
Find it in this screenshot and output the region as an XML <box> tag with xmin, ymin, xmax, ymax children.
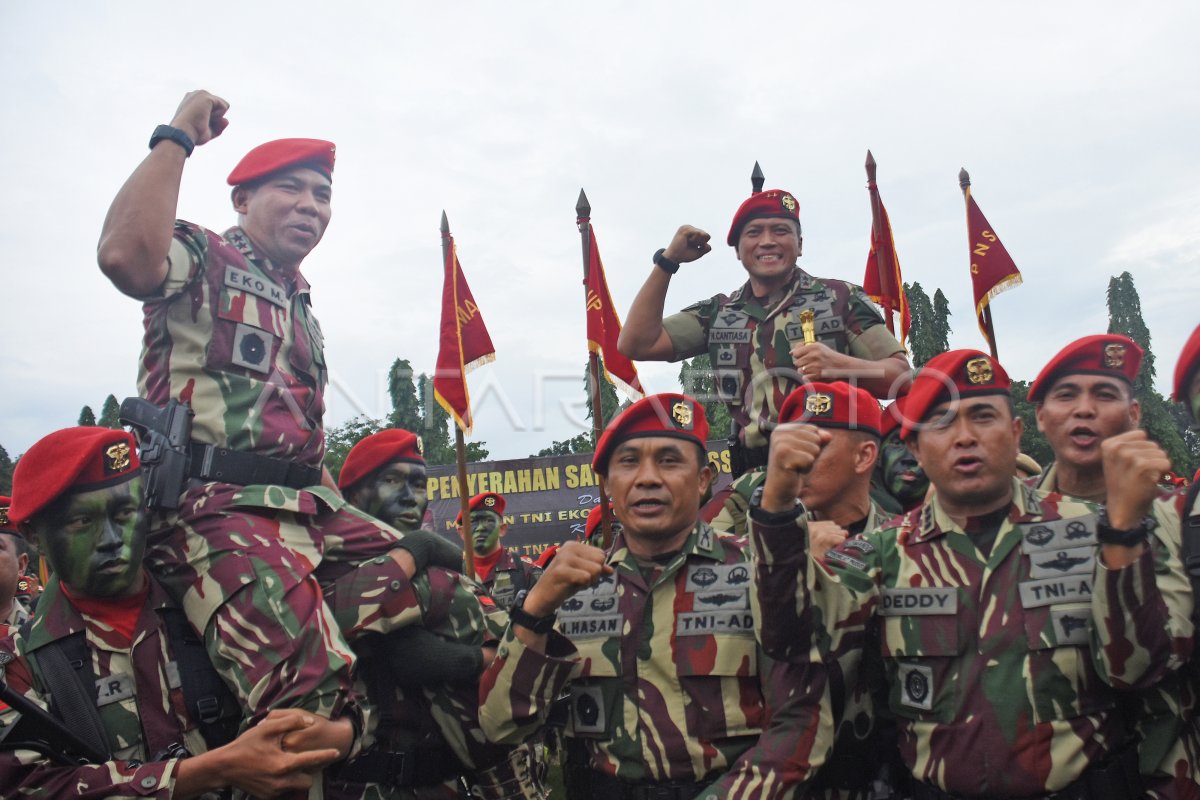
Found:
<box><xmin>592</xmin><ymin>392</ymin><xmax>709</xmax><ymax>474</ymax></box>
<box><xmin>1027</xmin><ymin>334</ymin><xmax>1143</xmax><ymax>403</ymax></box>
<box><xmin>9</xmin><ymin>427</ymin><xmax>140</xmax><ymax>527</ymax></box>
<box><xmin>227</xmin><ymin>138</ymin><xmax>336</xmax><ymax>186</ymax></box>
<box><xmin>456</xmin><ymin>492</ymin><xmax>506</xmax><ymax>525</ymax></box>
<box><xmin>726</xmin><ymin>189</ymin><xmax>801</xmax><ymax>246</ymax></box>
<box><xmin>0</xmin><ymin>496</ymin><xmax>16</xmax><ymax>535</ymax></box>
<box><xmin>1173</xmin><ymin>324</ymin><xmax>1200</xmax><ymax>405</ymax></box>
<box><xmin>338</xmin><ymin>429</ymin><xmax>424</xmax><ymax>491</ymax></box>
<box><xmin>778</xmin><ymin>381</ymin><xmax>882</xmax><ymax>437</ymax></box>
<box><xmin>901</xmin><ymin>350</ymin><xmax>1011</xmax><ymax>440</ymax></box>
<box><xmin>15</xmin><ymin>574</ymin><xmax>38</xmax><ymax>598</ymax></box>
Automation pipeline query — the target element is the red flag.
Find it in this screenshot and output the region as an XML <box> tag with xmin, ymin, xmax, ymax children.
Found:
<box><xmin>583</xmin><ymin>224</ymin><xmax>644</xmax><ymax>401</ymax></box>
<box><xmin>862</xmin><ymin>191</ymin><xmax>910</xmax><ymax>345</ymax></box>
<box><xmin>964</xmin><ymin>186</ymin><xmax>1022</xmax><ymax>337</ymax></box>
<box><xmin>434</xmin><ymin>231</ymin><xmax>495</xmax><ymax>435</ymax></box>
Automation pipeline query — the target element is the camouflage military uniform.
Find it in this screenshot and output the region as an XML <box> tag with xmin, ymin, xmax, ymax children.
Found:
<box><xmin>662</xmin><ymin>268</ymin><xmax>902</xmax><ymax>451</ymax></box>
<box><xmin>1091</xmin><ymin>490</ymin><xmax>1200</xmax><ymax>799</ymax></box>
<box><xmin>479</xmin><ymin>523</ymin><xmax>827</xmax><ymax>799</ymax></box>
<box><xmin>477</xmin><ymin>548</ymin><xmax>541</xmax><ymax>610</ymax></box>
<box><xmin>0</xmin><ymin>578</ymin><xmax>219</xmax><ymax>798</ymax></box>
<box><xmin>138</xmin><ymin>222</ymin><xmax>428</xmax><ymax>722</ymax></box>
<box><xmin>752</xmin><ymin>479</ymin><xmax>1135</xmax><ymax>797</ymax></box>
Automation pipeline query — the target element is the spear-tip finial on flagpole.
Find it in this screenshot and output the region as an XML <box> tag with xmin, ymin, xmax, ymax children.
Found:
<box><xmin>440</xmin><ymin>209</ymin><xmax>449</xmax><ymax>234</ymax></box>
<box><xmin>751</xmin><ymin>161</ymin><xmax>765</xmax><ymax>194</ymax></box>
<box><xmin>865</xmin><ymin>150</ymin><xmax>877</xmax><ymax>183</ymax></box>
<box><xmin>576</xmin><ymin>188</ymin><xmax>591</xmax><ymax>219</ymax></box>
<box><xmin>958</xmin><ymin>168</ymin><xmax>971</xmax><ymax>191</ymax></box>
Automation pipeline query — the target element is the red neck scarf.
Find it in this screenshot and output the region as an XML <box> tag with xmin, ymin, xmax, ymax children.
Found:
<box><xmin>61</xmin><ymin>575</ymin><xmax>151</xmax><ymax>648</ymax></box>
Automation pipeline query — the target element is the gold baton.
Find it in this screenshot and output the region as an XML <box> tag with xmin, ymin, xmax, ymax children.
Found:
<box><xmin>799</xmin><ymin>309</ymin><xmax>816</xmax><ymax>344</ymax></box>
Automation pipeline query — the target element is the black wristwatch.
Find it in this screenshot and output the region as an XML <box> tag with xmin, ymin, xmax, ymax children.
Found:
<box><xmin>653</xmin><ymin>248</ymin><xmax>680</xmax><ymax>275</ymax></box>
<box><xmin>1096</xmin><ymin>510</ymin><xmax>1155</xmax><ymax>547</ymax></box>
<box><xmin>747</xmin><ymin>484</ymin><xmax>805</xmax><ymax>525</ymax></box>
<box><xmin>149</xmin><ymin>124</ymin><xmax>195</xmax><ymax>157</ymax></box>
<box><xmin>510</xmin><ymin>589</ymin><xmax>556</xmax><ymax>634</ymax></box>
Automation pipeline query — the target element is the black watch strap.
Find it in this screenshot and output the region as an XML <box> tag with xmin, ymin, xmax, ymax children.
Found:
<box><xmin>149</xmin><ymin>124</ymin><xmax>195</xmax><ymax>157</ymax></box>
<box><xmin>748</xmin><ymin>484</ymin><xmax>804</xmax><ymax>525</ymax></box>
<box><xmin>653</xmin><ymin>248</ymin><xmax>680</xmax><ymax>275</ymax></box>
<box><xmin>510</xmin><ymin>590</ymin><xmax>556</xmax><ymax>634</ymax></box>
<box><xmin>1097</xmin><ymin>513</ymin><xmax>1153</xmax><ymax>547</ymax></box>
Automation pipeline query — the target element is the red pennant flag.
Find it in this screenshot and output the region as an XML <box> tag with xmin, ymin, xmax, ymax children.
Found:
<box><xmin>964</xmin><ymin>186</ymin><xmax>1022</xmax><ymax>338</ymax></box>
<box><xmin>862</xmin><ymin>191</ymin><xmax>910</xmax><ymax>345</ymax></box>
<box><xmin>434</xmin><ymin>230</ymin><xmax>495</xmax><ymax>435</ymax></box>
<box><xmin>583</xmin><ymin>224</ymin><xmax>644</xmax><ymax>401</ymax></box>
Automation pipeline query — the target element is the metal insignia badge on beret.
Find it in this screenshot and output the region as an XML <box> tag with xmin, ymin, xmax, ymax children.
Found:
<box><xmin>105</xmin><ymin>442</ymin><xmax>132</xmax><ymax>474</ymax></box>
<box><xmin>415</xmin><ymin>436</ymin><xmax>424</xmax><ymax>455</ymax></box>
<box><xmin>484</xmin><ymin>495</ymin><xmax>497</xmax><ymax>507</ymax></box>
<box><xmin>805</xmin><ymin>393</ymin><xmax>833</xmax><ymax>416</ymax></box>
<box><xmin>672</xmin><ymin>401</ymin><xmax>694</xmax><ymax>429</ymax></box>
<box><xmin>1103</xmin><ymin>343</ymin><xmax>1127</xmax><ymax>368</ymax></box>
<box><xmin>781</xmin><ymin>194</ymin><xmax>797</xmax><ymax>211</ymax></box>
<box><xmin>966</xmin><ymin>357</ymin><xmax>993</xmax><ymax>385</ymax></box>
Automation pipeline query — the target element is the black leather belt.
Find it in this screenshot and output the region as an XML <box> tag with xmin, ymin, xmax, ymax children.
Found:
<box><xmin>328</xmin><ymin>744</ymin><xmax>462</xmax><ymax>788</ymax></box>
<box><xmin>187</xmin><ymin>443</ymin><xmax>322</xmax><ymax>489</ymax></box>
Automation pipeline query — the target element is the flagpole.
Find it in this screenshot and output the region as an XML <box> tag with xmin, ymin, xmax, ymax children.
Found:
<box><xmin>442</xmin><ymin>210</ymin><xmax>476</xmax><ymax>578</ymax></box>
<box><xmin>577</xmin><ymin>189</ymin><xmax>615</xmax><ymax>549</ymax></box>
<box><xmin>751</xmin><ymin>161</ymin><xmax>765</xmax><ymax>194</ymax></box>
<box><xmin>958</xmin><ymin>170</ymin><xmax>1000</xmax><ymax>360</ymax></box>
<box><xmin>865</xmin><ymin>150</ymin><xmax>896</xmax><ymax>335</ymax></box>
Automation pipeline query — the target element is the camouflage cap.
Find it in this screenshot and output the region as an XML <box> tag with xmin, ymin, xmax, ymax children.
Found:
<box><xmin>9</xmin><ymin>427</ymin><xmax>140</xmax><ymax>526</ymax></box>
<box><xmin>1027</xmin><ymin>334</ymin><xmax>1143</xmax><ymax>403</ymax></box>
<box><xmin>1173</xmin><ymin>323</ymin><xmax>1200</xmax><ymax>404</ymax></box>
<box><xmin>592</xmin><ymin>392</ymin><xmax>709</xmax><ymax>474</ymax></box>
<box><xmin>338</xmin><ymin>428</ymin><xmax>424</xmax><ymax>491</ymax></box>
<box><xmin>901</xmin><ymin>350</ymin><xmax>1011</xmax><ymax>440</ymax></box>
<box><xmin>227</xmin><ymin>138</ymin><xmax>336</xmax><ymax>186</ymax></box>
<box><xmin>778</xmin><ymin>381</ymin><xmax>882</xmax><ymax>437</ymax></box>
<box><xmin>727</xmin><ymin>188</ymin><xmax>800</xmax><ymax>246</ymax></box>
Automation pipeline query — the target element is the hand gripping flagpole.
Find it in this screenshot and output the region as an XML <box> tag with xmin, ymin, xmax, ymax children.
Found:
<box><xmin>577</xmin><ymin>189</ymin><xmax>616</xmax><ymax>550</ymax></box>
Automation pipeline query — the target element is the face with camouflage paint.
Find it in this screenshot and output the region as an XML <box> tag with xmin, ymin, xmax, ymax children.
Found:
<box><xmin>461</xmin><ymin>509</ymin><xmax>505</xmax><ymax>555</ymax></box>
<box><xmin>878</xmin><ymin>429</ymin><xmax>929</xmax><ymax>507</ymax></box>
<box><xmin>32</xmin><ymin>477</ymin><xmax>147</xmax><ymax>598</ymax></box>
<box><xmin>350</xmin><ymin>461</ymin><xmax>428</xmax><ymax>532</ymax></box>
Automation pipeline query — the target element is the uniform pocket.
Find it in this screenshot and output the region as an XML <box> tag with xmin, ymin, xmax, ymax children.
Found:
<box><xmin>880</xmin><ymin>614</ymin><xmax>962</xmax><ymax>722</ymax></box>
<box><xmin>209</xmin><ymin>288</ymin><xmax>283</xmax><ymax>376</ymax></box>
<box><xmin>676</xmin><ymin>632</ymin><xmax>762</xmax><ymax>740</ymax></box>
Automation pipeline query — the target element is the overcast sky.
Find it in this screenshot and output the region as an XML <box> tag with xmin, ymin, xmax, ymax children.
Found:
<box><xmin>2</xmin><ymin>2</ymin><xmax>1197</xmax><ymax>461</ymax></box>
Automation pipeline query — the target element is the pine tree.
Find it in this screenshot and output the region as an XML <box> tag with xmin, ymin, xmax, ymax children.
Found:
<box><xmin>0</xmin><ymin>444</ymin><xmax>13</xmax><ymax>495</ymax></box>
<box><xmin>98</xmin><ymin>395</ymin><xmax>122</xmax><ymax>429</ymax></box>
<box><xmin>387</xmin><ymin>359</ymin><xmax>423</xmax><ymax>432</ymax></box>
<box><xmin>78</xmin><ymin>406</ymin><xmax>96</xmax><ymax>426</ymax></box>
<box><xmin>932</xmin><ymin>289</ymin><xmax>953</xmax><ymax>359</ymax></box>
<box><xmin>1009</xmin><ymin>380</ymin><xmax>1054</xmax><ymax>469</ymax></box>
<box><xmin>678</xmin><ymin>354</ymin><xmax>732</xmax><ymax>439</ymax></box>
<box><xmin>904</xmin><ymin>283</ymin><xmax>952</xmax><ymax>368</ymax></box>
<box><xmin>1106</xmin><ymin>271</ymin><xmax>1197</xmax><ymax>475</ymax></box>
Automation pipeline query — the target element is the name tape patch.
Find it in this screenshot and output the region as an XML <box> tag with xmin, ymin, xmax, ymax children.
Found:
<box><xmin>224</xmin><ymin>265</ymin><xmax>288</xmax><ymax>308</ymax></box>
<box><xmin>1019</xmin><ymin>574</ymin><xmax>1093</xmax><ymax>609</ymax></box>
<box><xmin>676</xmin><ymin>611</ymin><xmax>756</xmax><ymax>636</ymax></box>
<box><xmin>560</xmin><ymin>614</ymin><xmax>623</xmax><ymax>639</ymax></box>
<box><xmin>879</xmin><ymin>587</ymin><xmax>958</xmax><ymax>616</ymax></box>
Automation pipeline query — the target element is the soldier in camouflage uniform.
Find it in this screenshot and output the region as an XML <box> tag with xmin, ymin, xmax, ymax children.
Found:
<box><xmin>457</xmin><ymin>493</ymin><xmax>540</xmax><ymax>611</ymax></box>
<box><xmin>0</xmin><ymin>497</ymin><xmax>31</xmax><ymax>633</ymax></box>
<box><xmin>335</xmin><ymin>429</ymin><xmax>548</xmax><ymax>799</ymax></box>
<box><xmin>751</xmin><ymin>350</ymin><xmax>1147</xmax><ymax>798</ymax></box>
<box><xmin>620</xmin><ymin>187</ymin><xmax>909</xmax><ymax>536</ymax></box>
<box><xmin>480</xmin><ymin>393</ymin><xmax>827</xmax><ymax>799</ymax></box>
<box><xmin>1</xmin><ymin>426</ymin><xmax>348</xmax><ymax>798</ymax></box>
<box><xmin>872</xmin><ymin>398</ymin><xmax>930</xmax><ymax>515</ymax></box>
<box><xmin>1060</xmin><ymin>331</ymin><xmax>1200</xmax><ymax>800</ymax></box>
<box><xmin>97</xmin><ymin>91</ymin><xmax>461</xmax><ymax>733</ymax></box>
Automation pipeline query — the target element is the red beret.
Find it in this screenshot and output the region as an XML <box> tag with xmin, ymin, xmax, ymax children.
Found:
<box><xmin>1173</xmin><ymin>324</ymin><xmax>1200</xmax><ymax>404</ymax></box>
<box><xmin>880</xmin><ymin>396</ymin><xmax>909</xmax><ymax>439</ymax></box>
<box><xmin>593</xmin><ymin>392</ymin><xmax>709</xmax><ymax>474</ymax></box>
<box><xmin>727</xmin><ymin>189</ymin><xmax>800</xmax><ymax>246</ymax></box>
<box><xmin>0</xmin><ymin>496</ymin><xmax>16</xmax><ymax>535</ymax></box>
<box><xmin>1027</xmin><ymin>334</ymin><xmax>1143</xmax><ymax>403</ymax></box>
<box><xmin>338</xmin><ymin>429</ymin><xmax>424</xmax><ymax>491</ymax></box>
<box><xmin>901</xmin><ymin>350</ymin><xmax>1011</xmax><ymax>440</ymax></box>
<box><xmin>15</xmin><ymin>574</ymin><xmax>38</xmax><ymax>598</ymax></box>
<box><xmin>227</xmin><ymin>138</ymin><xmax>336</xmax><ymax>186</ymax></box>
<box><xmin>9</xmin><ymin>427</ymin><xmax>141</xmax><ymax>527</ymax></box>
<box><xmin>778</xmin><ymin>381</ymin><xmax>882</xmax><ymax>437</ymax></box>
<box><xmin>456</xmin><ymin>492</ymin><xmax>506</xmax><ymax>525</ymax></box>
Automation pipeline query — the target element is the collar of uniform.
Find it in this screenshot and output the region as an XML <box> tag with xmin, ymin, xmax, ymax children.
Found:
<box><xmin>607</xmin><ymin>521</ymin><xmax>726</xmax><ymax>573</ymax></box>
<box><xmin>728</xmin><ymin>267</ymin><xmax>806</xmax><ymax>316</ymax></box>
<box><xmin>21</xmin><ymin>575</ymin><xmax>174</xmax><ymax>655</ymax></box>
<box><xmin>908</xmin><ymin>478</ymin><xmax>1032</xmax><ymax>544</ymax></box>
<box><xmin>222</xmin><ymin>226</ymin><xmax>311</xmax><ymax>295</ymax></box>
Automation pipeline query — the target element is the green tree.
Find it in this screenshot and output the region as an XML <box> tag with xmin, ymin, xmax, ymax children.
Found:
<box><xmin>1009</xmin><ymin>380</ymin><xmax>1054</xmax><ymax>469</ymax></box>
<box><xmin>1107</xmin><ymin>271</ymin><xmax>1197</xmax><ymax>476</ymax></box>
<box><xmin>78</xmin><ymin>405</ymin><xmax>96</xmax><ymax>426</ymax></box>
<box><xmin>678</xmin><ymin>354</ymin><xmax>733</xmax><ymax>439</ymax></box>
<box><xmin>387</xmin><ymin>359</ymin><xmax>423</xmax><ymax>432</ymax></box>
<box><xmin>0</xmin><ymin>444</ymin><xmax>13</xmax><ymax>495</ymax></box>
<box><xmin>323</xmin><ymin>416</ymin><xmax>386</xmax><ymax>483</ymax></box>
<box><xmin>98</xmin><ymin>394</ymin><xmax>122</xmax><ymax>429</ymax></box>
<box><xmin>904</xmin><ymin>282</ymin><xmax>952</xmax><ymax>368</ymax></box>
